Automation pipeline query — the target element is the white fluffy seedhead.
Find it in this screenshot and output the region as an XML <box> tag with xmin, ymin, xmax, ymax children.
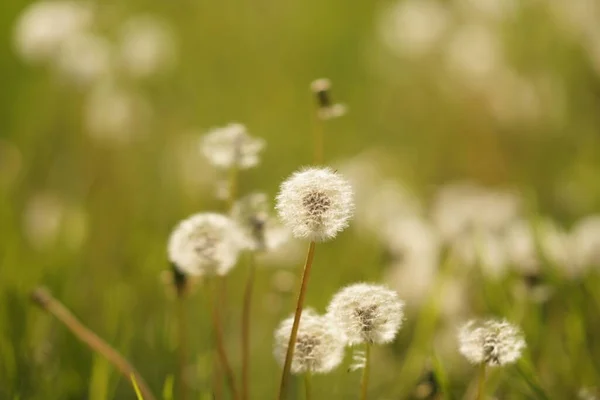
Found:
<box><xmin>201</xmin><ymin>123</ymin><xmax>265</xmax><ymax>169</ymax></box>
<box><xmin>326</xmin><ymin>283</ymin><xmax>405</xmax><ymax>345</ymax></box>
<box><xmin>230</xmin><ymin>193</ymin><xmax>290</xmax><ymax>252</ymax></box>
<box><xmin>458</xmin><ymin>319</ymin><xmax>526</xmax><ymax>367</ymax></box>
<box><xmin>167</xmin><ymin>213</ymin><xmax>248</xmax><ymax>276</ymax></box>
<box><xmin>276</xmin><ymin>167</ymin><xmax>354</xmax><ymax>242</ymax></box>
<box><xmin>273</xmin><ymin>310</ymin><xmax>345</xmax><ymax>375</ymax></box>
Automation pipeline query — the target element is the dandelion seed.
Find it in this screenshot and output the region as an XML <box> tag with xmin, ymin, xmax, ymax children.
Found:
<box><xmin>167</xmin><ymin>213</ymin><xmax>248</xmax><ymax>276</ymax></box>
<box><xmin>201</xmin><ymin>123</ymin><xmax>265</xmax><ymax>169</ymax></box>
<box><xmin>276</xmin><ymin>167</ymin><xmax>354</xmax><ymax>242</ymax></box>
<box><xmin>13</xmin><ymin>1</ymin><xmax>93</xmax><ymax>63</ymax></box>
<box><xmin>273</xmin><ymin>310</ymin><xmax>345</xmax><ymax>374</ymax></box>
<box><xmin>231</xmin><ymin>193</ymin><xmax>290</xmax><ymax>252</ymax></box>
<box><xmin>310</xmin><ymin>78</ymin><xmax>347</xmax><ymax>120</ymax></box>
<box><xmin>348</xmin><ymin>348</ymin><xmax>366</xmax><ymax>372</ymax></box>
<box><xmin>458</xmin><ymin>319</ymin><xmax>526</xmax><ymax>366</ymax></box>
<box><xmin>327</xmin><ymin>283</ymin><xmax>404</xmax><ymax>345</ymax></box>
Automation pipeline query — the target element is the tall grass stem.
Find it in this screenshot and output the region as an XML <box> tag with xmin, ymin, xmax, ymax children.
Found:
<box><xmin>30</xmin><ymin>287</ymin><xmax>156</xmax><ymax>400</ymax></box>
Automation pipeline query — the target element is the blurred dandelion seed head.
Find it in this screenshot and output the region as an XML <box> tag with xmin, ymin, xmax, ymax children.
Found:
<box><xmin>458</xmin><ymin>319</ymin><xmax>526</xmax><ymax>366</ymax></box>
<box><xmin>54</xmin><ymin>32</ymin><xmax>113</xmax><ymax>85</ymax></box>
<box><xmin>273</xmin><ymin>310</ymin><xmax>345</xmax><ymax>374</ymax></box>
<box><xmin>276</xmin><ymin>167</ymin><xmax>354</xmax><ymax>242</ymax></box>
<box><xmin>231</xmin><ymin>193</ymin><xmax>290</xmax><ymax>252</ymax></box>
<box><xmin>84</xmin><ymin>81</ymin><xmax>151</xmax><ymax>144</ymax></box>
<box><xmin>14</xmin><ymin>1</ymin><xmax>94</xmax><ymax>63</ymax></box>
<box><xmin>167</xmin><ymin>213</ymin><xmax>248</xmax><ymax>276</ymax></box>
<box><xmin>379</xmin><ymin>0</ymin><xmax>451</xmax><ymax>58</ymax></box>
<box><xmin>201</xmin><ymin>123</ymin><xmax>265</xmax><ymax>170</ymax></box>
<box><xmin>118</xmin><ymin>15</ymin><xmax>177</xmax><ymax>79</ymax></box>
<box><xmin>327</xmin><ymin>283</ymin><xmax>404</xmax><ymax>345</ymax></box>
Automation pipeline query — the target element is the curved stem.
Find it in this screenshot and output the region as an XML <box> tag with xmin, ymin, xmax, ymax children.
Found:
<box><xmin>176</xmin><ymin>294</ymin><xmax>188</xmax><ymax>400</ymax></box>
<box><xmin>360</xmin><ymin>342</ymin><xmax>371</xmax><ymax>400</ymax></box>
<box><xmin>476</xmin><ymin>362</ymin><xmax>486</xmax><ymax>400</ymax></box>
<box><xmin>241</xmin><ymin>253</ymin><xmax>256</xmax><ymax>400</ymax></box>
<box><xmin>210</xmin><ymin>277</ymin><xmax>239</xmax><ymax>400</ymax></box>
<box><xmin>30</xmin><ymin>287</ymin><xmax>156</xmax><ymax>400</ymax></box>
<box><xmin>304</xmin><ymin>371</ymin><xmax>312</xmax><ymax>400</ymax></box>
<box><xmin>277</xmin><ymin>241</ymin><xmax>317</xmax><ymax>400</ymax></box>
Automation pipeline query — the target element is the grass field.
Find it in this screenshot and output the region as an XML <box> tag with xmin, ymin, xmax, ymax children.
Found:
<box><xmin>2</xmin><ymin>0</ymin><xmax>600</xmax><ymax>399</ymax></box>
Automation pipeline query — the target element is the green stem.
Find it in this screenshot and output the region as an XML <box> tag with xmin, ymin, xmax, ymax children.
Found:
<box><xmin>476</xmin><ymin>362</ymin><xmax>486</xmax><ymax>400</ymax></box>
<box><xmin>241</xmin><ymin>253</ymin><xmax>256</xmax><ymax>400</ymax></box>
<box><xmin>360</xmin><ymin>342</ymin><xmax>371</xmax><ymax>400</ymax></box>
<box><xmin>227</xmin><ymin>163</ymin><xmax>238</xmax><ymax>210</ymax></box>
<box><xmin>210</xmin><ymin>277</ymin><xmax>239</xmax><ymax>400</ymax></box>
<box><xmin>312</xmin><ymin>114</ymin><xmax>324</xmax><ymax>164</ymax></box>
<box><xmin>277</xmin><ymin>241</ymin><xmax>317</xmax><ymax>400</ymax></box>
<box><xmin>304</xmin><ymin>371</ymin><xmax>312</xmax><ymax>400</ymax></box>
<box><xmin>176</xmin><ymin>294</ymin><xmax>188</xmax><ymax>400</ymax></box>
<box><xmin>30</xmin><ymin>288</ymin><xmax>157</xmax><ymax>400</ymax></box>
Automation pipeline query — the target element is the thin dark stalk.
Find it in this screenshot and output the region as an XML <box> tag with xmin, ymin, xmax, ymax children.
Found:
<box><xmin>476</xmin><ymin>362</ymin><xmax>486</xmax><ymax>400</ymax></box>
<box><xmin>241</xmin><ymin>253</ymin><xmax>256</xmax><ymax>400</ymax></box>
<box><xmin>30</xmin><ymin>287</ymin><xmax>156</xmax><ymax>400</ymax></box>
<box><xmin>176</xmin><ymin>294</ymin><xmax>188</xmax><ymax>400</ymax></box>
<box><xmin>360</xmin><ymin>342</ymin><xmax>371</xmax><ymax>400</ymax></box>
<box><xmin>210</xmin><ymin>277</ymin><xmax>239</xmax><ymax>400</ymax></box>
<box><xmin>277</xmin><ymin>241</ymin><xmax>317</xmax><ymax>400</ymax></box>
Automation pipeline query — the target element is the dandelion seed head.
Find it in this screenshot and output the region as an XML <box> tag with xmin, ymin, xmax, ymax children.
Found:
<box><xmin>273</xmin><ymin>310</ymin><xmax>345</xmax><ymax>374</ymax></box>
<box><xmin>84</xmin><ymin>82</ymin><xmax>150</xmax><ymax>144</ymax></box>
<box><xmin>458</xmin><ymin>319</ymin><xmax>526</xmax><ymax>366</ymax></box>
<box><xmin>571</xmin><ymin>215</ymin><xmax>600</xmax><ymax>271</ymax></box>
<box><xmin>118</xmin><ymin>15</ymin><xmax>177</xmax><ymax>79</ymax></box>
<box><xmin>167</xmin><ymin>213</ymin><xmax>248</xmax><ymax>276</ymax></box>
<box><xmin>310</xmin><ymin>78</ymin><xmax>346</xmax><ymax>120</ymax></box>
<box><xmin>14</xmin><ymin>1</ymin><xmax>93</xmax><ymax>63</ymax></box>
<box><xmin>201</xmin><ymin>123</ymin><xmax>265</xmax><ymax>169</ymax></box>
<box><xmin>276</xmin><ymin>167</ymin><xmax>354</xmax><ymax>242</ymax></box>
<box><xmin>327</xmin><ymin>283</ymin><xmax>404</xmax><ymax>345</ymax></box>
<box><xmin>54</xmin><ymin>32</ymin><xmax>112</xmax><ymax>85</ymax></box>
<box><xmin>231</xmin><ymin>192</ymin><xmax>290</xmax><ymax>252</ymax></box>
<box><xmin>379</xmin><ymin>0</ymin><xmax>450</xmax><ymax>58</ymax></box>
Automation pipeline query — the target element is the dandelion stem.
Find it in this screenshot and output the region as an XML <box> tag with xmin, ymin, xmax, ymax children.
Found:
<box><xmin>228</xmin><ymin>163</ymin><xmax>239</xmax><ymax>210</ymax></box>
<box><xmin>360</xmin><ymin>342</ymin><xmax>371</xmax><ymax>400</ymax></box>
<box><xmin>210</xmin><ymin>277</ymin><xmax>239</xmax><ymax>400</ymax></box>
<box><xmin>312</xmin><ymin>114</ymin><xmax>324</xmax><ymax>164</ymax></box>
<box><xmin>278</xmin><ymin>241</ymin><xmax>317</xmax><ymax>400</ymax></box>
<box><xmin>176</xmin><ymin>293</ymin><xmax>188</xmax><ymax>400</ymax></box>
<box><xmin>30</xmin><ymin>287</ymin><xmax>156</xmax><ymax>400</ymax></box>
<box><xmin>476</xmin><ymin>362</ymin><xmax>486</xmax><ymax>400</ymax></box>
<box><xmin>304</xmin><ymin>371</ymin><xmax>312</xmax><ymax>400</ymax></box>
<box><xmin>241</xmin><ymin>253</ymin><xmax>256</xmax><ymax>400</ymax></box>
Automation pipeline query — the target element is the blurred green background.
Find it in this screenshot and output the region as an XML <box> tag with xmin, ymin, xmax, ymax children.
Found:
<box><xmin>2</xmin><ymin>0</ymin><xmax>600</xmax><ymax>399</ymax></box>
